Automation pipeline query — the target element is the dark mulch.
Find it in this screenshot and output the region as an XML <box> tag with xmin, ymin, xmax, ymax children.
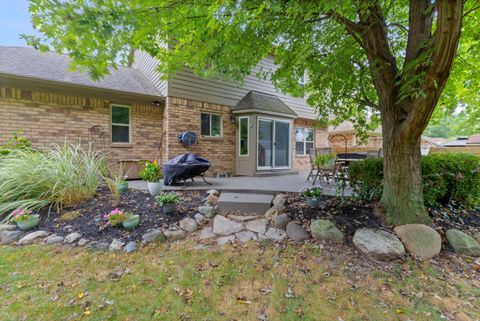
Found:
<box><xmin>37</xmin><ymin>187</ymin><xmax>205</xmax><ymax>243</ymax></box>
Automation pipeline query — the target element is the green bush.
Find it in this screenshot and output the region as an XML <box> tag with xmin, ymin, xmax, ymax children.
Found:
<box><xmin>348</xmin><ymin>153</ymin><xmax>480</xmax><ymax>208</ymax></box>
<box><xmin>0</xmin><ymin>131</ymin><xmax>32</xmax><ymax>156</ymax></box>
<box><xmin>0</xmin><ymin>144</ymin><xmax>106</xmax><ymax>221</ymax></box>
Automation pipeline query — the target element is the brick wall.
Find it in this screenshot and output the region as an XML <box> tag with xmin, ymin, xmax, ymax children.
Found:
<box><xmin>0</xmin><ymin>87</ymin><xmax>163</xmax><ymax>177</ymax></box>
<box><xmin>293</xmin><ymin>118</ymin><xmax>328</xmax><ymax>171</ymax></box>
<box><xmin>163</xmin><ymin>97</ymin><xmax>236</xmax><ymax>176</ymax></box>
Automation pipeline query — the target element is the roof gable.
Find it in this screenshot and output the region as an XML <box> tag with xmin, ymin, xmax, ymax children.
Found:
<box><xmin>233</xmin><ymin>91</ymin><xmax>297</xmax><ymax>116</ymax></box>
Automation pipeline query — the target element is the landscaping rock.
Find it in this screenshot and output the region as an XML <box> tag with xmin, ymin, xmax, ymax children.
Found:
<box><xmin>274</xmin><ymin>214</ymin><xmax>292</xmax><ymax>230</ymax></box>
<box><xmin>204</xmin><ymin>194</ymin><xmax>219</xmax><ymax>205</ymax></box>
<box><xmin>264</xmin><ymin>206</ymin><xmax>284</xmax><ymax>222</ymax></box>
<box><xmin>124</xmin><ymin>241</ymin><xmax>137</xmax><ymax>253</ymax></box>
<box><xmin>272</xmin><ymin>194</ymin><xmax>287</xmax><ymax>207</ymax></box>
<box><xmin>446</xmin><ymin>229</ymin><xmax>480</xmax><ymax>257</ymax></box>
<box><xmin>473</xmin><ymin>231</ymin><xmax>480</xmax><ymax>244</ymax></box>
<box><xmin>77</xmin><ymin>238</ymin><xmax>89</xmax><ymax>246</ymax></box>
<box><xmin>179</xmin><ymin>217</ymin><xmax>198</xmax><ymax>233</ymax></box>
<box><xmin>194</xmin><ymin>213</ymin><xmax>208</xmax><ymax>225</ymax></box>
<box><xmin>164</xmin><ymin>229</ymin><xmax>187</xmax><ymax>241</ymax></box>
<box><xmin>199</xmin><ymin>227</ymin><xmax>216</xmax><ymax>240</ymax></box>
<box><xmin>262</xmin><ymin>227</ymin><xmax>287</xmax><ymax>242</ymax></box>
<box><xmin>65</xmin><ymin>232</ymin><xmax>82</xmax><ymax>244</ymax></box>
<box><xmin>212</xmin><ymin>215</ymin><xmax>244</xmax><ymax>236</ymax></box>
<box><xmin>109</xmin><ymin>239</ymin><xmax>125</xmax><ymax>252</ymax></box>
<box><xmin>198</xmin><ymin>205</ymin><xmax>216</xmax><ymax>218</ymax></box>
<box><xmin>245</xmin><ymin>219</ymin><xmax>267</xmax><ymax>234</ymax></box>
<box><xmin>394</xmin><ymin>224</ymin><xmax>441</xmax><ymax>260</ymax></box>
<box><xmin>142</xmin><ymin>229</ymin><xmax>166</xmax><ymax>244</ymax></box>
<box><xmin>310</xmin><ymin>219</ymin><xmax>344</xmax><ymax>243</ymax></box>
<box><xmin>0</xmin><ymin>230</ymin><xmax>24</xmax><ymax>244</ymax></box>
<box><xmin>0</xmin><ymin>224</ymin><xmax>17</xmax><ymax>231</ymax></box>
<box><xmin>236</xmin><ymin>230</ymin><xmax>257</xmax><ymax>242</ymax></box>
<box><xmin>353</xmin><ymin>229</ymin><xmax>405</xmax><ymax>261</ymax></box>
<box><xmin>45</xmin><ymin>234</ymin><xmax>64</xmax><ymax>244</ymax></box>
<box><xmin>18</xmin><ymin>230</ymin><xmax>49</xmax><ymax>245</ymax></box>
<box><xmin>227</xmin><ymin>214</ymin><xmax>260</xmax><ymax>222</ymax></box>
<box><xmin>206</xmin><ymin>189</ymin><xmax>220</xmax><ymax>196</ymax></box>
<box><xmin>286</xmin><ymin>222</ymin><xmax>310</xmax><ymax>242</ymax></box>
<box><xmin>89</xmin><ymin>241</ymin><xmax>110</xmax><ymax>251</ymax></box>
<box><xmin>217</xmin><ymin>235</ymin><xmax>235</xmax><ymax>245</ymax></box>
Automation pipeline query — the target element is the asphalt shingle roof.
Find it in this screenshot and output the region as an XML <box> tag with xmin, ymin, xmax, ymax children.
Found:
<box><xmin>0</xmin><ymin>46</ymin><xmax>161</xmax><ymax>97</ymax></box>
<box><xmin>233</xmin><ymin>91</ymin><xmax>297</xmax><ymax>116</ymax></box>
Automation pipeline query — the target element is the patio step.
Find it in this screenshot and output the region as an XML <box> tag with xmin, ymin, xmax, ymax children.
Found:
<box><xmin>253</xmin><ymin>170</ymin><xmax>299</xmax><ymax>177</ymax></box>
<box><xmin>217</xmin><ymin>192</ymin><xmax>273</xmax><ymax>215</ymax></box>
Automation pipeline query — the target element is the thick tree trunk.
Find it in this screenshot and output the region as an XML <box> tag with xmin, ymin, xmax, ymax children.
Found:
<box><xmin>378</xmin><ymin>104</ymin><xmax>430</xmax><ymax>226</ymax></box>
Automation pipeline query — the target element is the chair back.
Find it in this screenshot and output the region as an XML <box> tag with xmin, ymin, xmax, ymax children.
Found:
<box><xmin>316</xmin><ymin>147</ymin><xmax>332</xmax><ymax>155</ymax></box>
<box><xmin>309</xmin><ymin>149</ymin><xmax>317</xmax><ymax>166</ymax></box>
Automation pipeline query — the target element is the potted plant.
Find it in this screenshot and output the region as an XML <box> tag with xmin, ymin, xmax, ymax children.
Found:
<box><xmin>301</xmin><ymin>187</ymin><xmax>324</xmax><ymax>208</ymax></box>
<box><xmin>11</xmin><ymin>209</ymin><xmax>40</xmax><ymax>231</ymax></box>
<box><xmin>104</xmin><ymin>208</ymin><xmax>127</xmax><ymax>226</ymax></box>
<box><xmin>116</xmin><ymin>176</ymin><xmax>129</xmax><ymax>193</ymax></box>
<box><xmin>139</xmin><ymin>160</ymin><xmax>163</xmax><ymax>196</ymax></box>
<box><xmin>156</xmin><ymin>192</ymin><xmax>180</xmax><ymax>214</ymax></box>
<box><xmin>122</xmin><ymin>212</ymin><xmax>140</xmax><ymax>230</ymax></box>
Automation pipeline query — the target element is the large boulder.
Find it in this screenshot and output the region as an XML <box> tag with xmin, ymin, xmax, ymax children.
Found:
<box><xmin>212</xmin><ymin>215</ymin><xmax>244</xmax><ymax>236</ymax></box>
<box><xmin>310</xmin><ymin>219</ymin><xmax>344</xmax><ymax>243</ymax></box>
<box><xmin>286</xmin><ymin>222</ymin><xmax>310</xmax><ymax>242</ymax></box>
<box><xmin>394</xmin><ymin>224</ymin><xmax>441</xmax><ymax>260</ymax></box>
<box><xmin>446</xmin><ymin>229</ymin><xmax>480</xmax><ymax>257</ymax></box>
<box><xmin>353</xmin><ymin>229</ymin><xmax>405</xmax><ymax>261</ymax></box>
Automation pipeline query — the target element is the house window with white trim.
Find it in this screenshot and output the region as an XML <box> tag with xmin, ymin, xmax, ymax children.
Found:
<box><xmin>200</xmin><ymin>113</ymin><xmax>222</xmax><ymax>137</ymax></box>
<box><xmin>239</xmin><ymin>116</ymin><xmax>249</xmax><ymax>156</ymax></box>
<box><xmin>295</xmin><ymin>127</ymin><xmax>314</xmax><ymax>155</ymax></box>
<box><xmin>111</xmin><ymin>105</ymin><xmax>131</xmax><ymax>143</ymax></box>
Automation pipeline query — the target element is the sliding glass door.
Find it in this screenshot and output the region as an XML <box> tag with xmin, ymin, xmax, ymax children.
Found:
<box><xmin>257</xmin><ymin>118</ymin><xmax>291</xmax><ymax>169</ymax></box>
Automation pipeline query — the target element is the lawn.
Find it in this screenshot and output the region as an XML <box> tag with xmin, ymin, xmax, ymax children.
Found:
<box><xmin>1</xmin><ymin>242</ymin><xmax>478</xmax><ymax>321</ymax></box>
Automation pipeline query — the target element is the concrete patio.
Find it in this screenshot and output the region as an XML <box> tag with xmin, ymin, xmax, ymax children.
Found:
<box><xmin>128</xmin><ymin>171</ymin><xmax>352</xmax><ymax>196</ymax></box>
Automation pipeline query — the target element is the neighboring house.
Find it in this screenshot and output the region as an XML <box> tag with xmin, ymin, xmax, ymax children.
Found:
<box><xmin>442</xmin><ymin>135</ymin><xmax>480</xmax><ymax>147</ymax></box>
<box><xmin>0</xmin><ymin>46</ymin><xmax>327</xmax><ymax>177</ymax></box>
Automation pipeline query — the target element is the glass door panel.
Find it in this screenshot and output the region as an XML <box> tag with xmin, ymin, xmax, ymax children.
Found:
<box><xmin>274</xmin><ymin>121</ymin><xmax>290</xmax><ymax>167</ymax></box>
<box><xmin>258</xmin><ymin>119</ymin><xmax>273</xmax><ymax>168</ymax></box>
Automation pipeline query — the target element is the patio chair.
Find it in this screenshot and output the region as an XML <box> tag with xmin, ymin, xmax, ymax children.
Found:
<box><xmin>306</xmin><ymin>149</ymin><xmax>320</xmax><ymax>183</ymax></box>
<box><xmin>315</xmin><ymin>156</ymin><xmax>338</xmax><ymax>185</ymax></box>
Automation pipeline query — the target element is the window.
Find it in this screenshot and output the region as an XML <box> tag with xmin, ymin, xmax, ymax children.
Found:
<box><xmin>200</xmin><ymin>113</ymin><xmax>221</xmax><ymax>137</ymax></box>
<box><xmin>239</xmin><ymin>116</ymin><xmax>249</xmax><ymax>156</ymax></box>
<box><xmin>111</xmin><ymin>105</ymin><xmax>131</xmax><ymax>143</ymax></box>
<box><xmin>295</xmin><ymin>127</ymin><xmax>314</xmax><ymax>155</ymax></box>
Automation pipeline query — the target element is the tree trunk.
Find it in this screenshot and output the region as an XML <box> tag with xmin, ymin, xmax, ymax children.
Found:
<box><xmin>378</xmin><ymin>109</ymin><xmax>430</xmax><ymax>226</ymax></box>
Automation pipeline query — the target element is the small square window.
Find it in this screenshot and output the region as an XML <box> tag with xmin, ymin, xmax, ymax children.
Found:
<box><xmin>295</xmin><ymin>127</ymin><xmax>314</xmax><ymax>155</ymax></box>
<box><xmin>111</xmin><ymin>105</ymin><xmax>131</xmax><ymax>143</ymax></box>
<box><xmin>200</xmin><ymin>113</ymin><xmax>222</xmax><ymax>137</ymax></box>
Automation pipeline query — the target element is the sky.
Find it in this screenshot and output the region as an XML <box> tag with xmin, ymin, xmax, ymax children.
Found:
<box><xmin>0</xmin><ymin>0</ymin><xmax>40</xmax><ymax>46</ymax></box>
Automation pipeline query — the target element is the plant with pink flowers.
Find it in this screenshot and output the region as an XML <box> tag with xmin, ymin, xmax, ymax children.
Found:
<box><xmin>11</xmin><ymin>209</ymin><xmax>34</xmax><ymax>222</ymax></box>
<box><xmin>103</xmin><ymin>208</ymin><xmax>127</xmax><ymax>226</ymax></box>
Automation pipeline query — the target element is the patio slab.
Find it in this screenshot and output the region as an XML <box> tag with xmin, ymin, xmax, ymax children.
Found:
<box><xmin>218</xmin><ymin>192</ymin><xmax>273</xmax><ymax>214</ymax></box>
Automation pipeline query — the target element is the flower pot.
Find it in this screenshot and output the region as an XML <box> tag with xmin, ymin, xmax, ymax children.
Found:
<box><xmin>122</xmin><ymin>215</ymin><xmax>140</xmax><ymax>230</ymax></box>
<box><xmin>306</xmin><ymin>197</ymin><xmax>320</xmax><ymax>208</ymax></box>
<box><xmin>162</xmin><ymin>203</ymin><xmax>177</xmax><ymax>214</ymax></box>
<box><xmin>16</xmin><ymin>214</ymin><xmax>40</xmax><ymax>231</ymax></box>
<box><xmin>117</xmin><ymin>181</ymin><xmax>129</xmax><ymax>193</ymax></box>
<box><xmin>147</xmin><ymin>181</ymin><xmax>163</xmax><ymax>196</ymax></box>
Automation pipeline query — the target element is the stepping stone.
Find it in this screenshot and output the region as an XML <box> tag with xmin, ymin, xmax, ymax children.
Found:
<box><xmin>446</xmin><ymin>229</ymin><xmax>480</xmax><ymax>257</ymax></box>
<box><xmin>179</xmin><ymin>217</ymin><xmax>198</xmax><ymax>233</ymax></box>
<box><xmin>394</xmin><ymin>224</ymin><xmax>441</xmax><ymax>260</ymax></box>
<box><xmin>353</xmin><ymin>229</ymin><xmax>405</xmax><ymax>261</ymax></box>
<box><xmin>0</xmin><ymin>230</ymin><xmax>24</xmax><ymax>244</ymax></box>
<box><xmin>261</xmin><ymin>228</ymin><xmax>287</xmax><ymax>242</ymax></box>
<box><xmin>18</xmin><ymin>230</ymin><xmax>49</xmax><ymax>245</ymax></box>
<box><xmin>218</xmin><ymin>192</ymin><xmax>273</xmax><ymax>215</ymax></box>
<box><xmin>164</xmin><ymin>229</ymin><xmax>187</xmax><ymax>241</ymax></box>
<box><xmin>286</xmin><ymin>222</ymin><xmax>310</xmax><ymax>242</ymax></box>
<box><xmin>217</xmin><ymin>235</ymin><xmax>235</xmax><ymax>245</ymax></box>
<box><xmin>246</xmin><ymin>219</ymin><xmax>267</xmax><ymax>234</ymax></box>
<box><xmin>199</xmin><ymin>227</ymin><xmax>216</xmax><ymax>240</ymax></box>
<box><xmin>212</xmin><ymin>215</ymin><xmax>243</xmax><ymax>236</ymax></box>
<box><xmin>236</xmin><ymin>231</ymin><xmax>257</xmax><ymax>242</ymax></box>
<box><xmin>310</xmin><ymin>219</ymin><xmax>344</xmax><ymax>243</ymax></box>
<box><xmin>45</xmin><ymin>234</ymin><xmax>64</xmax><ymax>244</ymax></box>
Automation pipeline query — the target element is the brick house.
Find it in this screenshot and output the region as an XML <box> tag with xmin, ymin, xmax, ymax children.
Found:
<box><xmin>0</xmin><ymin>46</ymin><xmax>328</xmax><ymax>177</ymax></box>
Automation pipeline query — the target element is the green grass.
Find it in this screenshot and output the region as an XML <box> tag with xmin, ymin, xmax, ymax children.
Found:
<box><xmin>0</xmin><ymin>242</ymin><xmax>478</xmax><ymax>320</ymax></box>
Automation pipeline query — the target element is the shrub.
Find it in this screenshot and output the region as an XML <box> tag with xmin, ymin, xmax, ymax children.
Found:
<box><xmin>138</xmin><ymin>160</ymin><xmax>163</xmax><ymax>182</ymax></box>
<box><xmin>0</xmin><ymin>131</ymin><xmax>32</xmax><ymax>156</ymax></box>
<box><xmin>0</xmin><ymin>144</ymin><xmax>106</xmax><ymax>221</ymax></box>
<box><xmin>348</xmin><ymin>153</ymin><xmax>480</xmax><ymax>208</ymax></box>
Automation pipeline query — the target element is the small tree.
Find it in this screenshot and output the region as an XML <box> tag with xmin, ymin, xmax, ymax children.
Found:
<box><xmin>25</xmin><ymin>0</ymin><xmax>479</xmax><ymax>224</ymax></box>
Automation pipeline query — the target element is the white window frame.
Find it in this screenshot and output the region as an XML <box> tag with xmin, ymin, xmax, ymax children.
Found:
<box><xmin>200</xmin><ymin>112</ymin><xmax>222</xmax><ymax>137</ymax></box>
<box><xmin>296</xmin><ymin>127</ymin><xmax>314</xmax><ymax>155</ymax></box>
<box><xmin>110</xmin><ymin>104</ymin><xmax>131</xmax><ymax>144</ymax></box>
<box><xmin>238</xmin><ymin>116</ymin><xmax>249</xmax><ymax>156</ymax></box>
<box><xmin>256</xmin><ymin>116</ymin><xmax>292</xmax><ymax>170</ymax></box>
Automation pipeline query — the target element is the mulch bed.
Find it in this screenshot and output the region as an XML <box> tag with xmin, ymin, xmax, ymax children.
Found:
<box><xmin>37</xmin><ymin>187</ymin><xmax>206</xmax><ymax>243</ymax></box>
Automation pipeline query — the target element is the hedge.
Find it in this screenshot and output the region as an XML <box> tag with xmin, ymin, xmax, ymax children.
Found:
<box><xmin>348</xmin><ymin>153</ymin><xmax>480</xmax><ymax>208</ymax></box>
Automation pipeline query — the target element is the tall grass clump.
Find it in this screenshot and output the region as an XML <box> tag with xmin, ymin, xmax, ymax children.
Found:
<box><xmin>0</xmin><ymin>144</ymin><xmax>106</xmax><ymax>222</ymax></box>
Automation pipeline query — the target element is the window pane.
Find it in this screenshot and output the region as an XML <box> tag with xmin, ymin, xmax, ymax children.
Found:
<box><xmin>211</xmin><ymin>114</ymin><xmax>221</xmax><ymax>136</ymax></box>
<box><xmin>112</xmin><ymin>125</ymin><xmax>129</xmax><ymax>143</ymax></box>
<box><xmin>112</xmin><ymin>106</ymin><xmax>129</xmax><ymax>124</ymax></box>
<box><xmin>295</xmin><ymin>128</ymin><xmax>305</xmax><ymax>142</ymax></box>
<box><xmin>306</xmin><ymin>142</ymin><xmax>314</xmax><ymax>155</ymax></box>
<box><xmin>200</xmin><ymin>113</ymin><xmax>210</xmax><ymax>136</ymax></box>
<box><xmin>295</xmin><ymin>141</ymin><xmax>305</xmax><ymax>155</ymax></box>
<box><xmin>240</xmin><ymin>117</ymin><xmax>248</xmax><ymax>155</ymax></box>
<box><xmin>305</xmin><ymin>128</ymin><xmax>314</xmax><ymax>142</ymax></box>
